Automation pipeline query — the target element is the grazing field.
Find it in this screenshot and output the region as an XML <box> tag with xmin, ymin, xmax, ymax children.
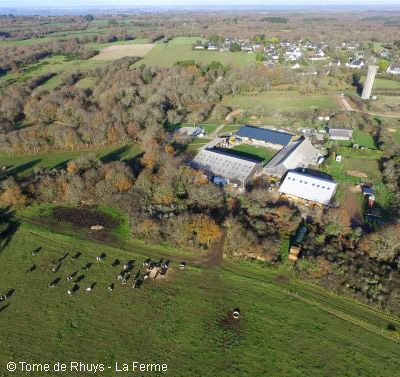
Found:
<box><xmin>135</xmin><ymin>37</ymin><xmax>258</xmax><ymax>68</ymax></box>
<box><xmin>222</xmin><ymin>92</ymin><xmax>339</xmax><ymax>113</ymax></box>
<box><xmin>92</xmin><ymin>43</ymin><xmax>155</xmax><ymax>60</ymax></box>
<box><xmin>0</xmin><ymin>220</ymin><xmax>399</xmax><ymax>377</ymax></box>
<box><xmin>0</xmin><ymin>144</ymin><xmax>141</xmax><ymax>178</ymax></box>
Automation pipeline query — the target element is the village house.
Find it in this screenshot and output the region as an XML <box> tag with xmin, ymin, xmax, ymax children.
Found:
<box><xmin>387</xmin><ymin>62</ymin><xmax>400</xmax><ymax>75</ymax></box>
<box><xmin>346</xmin><ymin>59</ymin><xmax>365</xmax><ymax>69</ymax></box>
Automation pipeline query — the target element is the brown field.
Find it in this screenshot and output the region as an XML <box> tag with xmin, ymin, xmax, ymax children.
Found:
<box><xmin>92</xmin><ymin>44</ymin><xmax>155</xmax><ymax>60</ymax></box>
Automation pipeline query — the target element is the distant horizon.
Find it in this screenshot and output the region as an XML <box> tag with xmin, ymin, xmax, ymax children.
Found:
<box><xmin>1</xmin><ymin>0</ymin><xmax>400</xmax><ymax>9</ymax></box>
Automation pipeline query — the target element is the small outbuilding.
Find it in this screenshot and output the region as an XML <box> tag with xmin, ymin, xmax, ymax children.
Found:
<box><xmin>327</xmin><ymin>127</ymin><xmax>353</xmax><ymax>141</ymax></box>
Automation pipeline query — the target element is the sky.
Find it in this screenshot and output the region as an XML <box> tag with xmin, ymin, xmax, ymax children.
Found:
<box><xmin>1</xmin><ymin>0</ymin><xmax>400</xmax><ymax>7</ymax></box>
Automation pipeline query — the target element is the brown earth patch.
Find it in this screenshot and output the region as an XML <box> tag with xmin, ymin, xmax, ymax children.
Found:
<box><xmin>346</xmin><ymin>170</ymin><xmax>368</xmax><ymax>178</ymax></box>
<box><xmin>53</xmin><ymin>207</ymin><xmax>119</xmax><ymax>228</ymax></box>
<box><xmin>92</xmin><ymin>44</ymin><xmax>154</xmax><ymax>60</ymax></box>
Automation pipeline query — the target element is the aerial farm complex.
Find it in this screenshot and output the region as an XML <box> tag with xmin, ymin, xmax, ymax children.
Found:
<box><xmin>190</xmin><ymin>124</ymin><xmax>337</xmax><ymax>205</ymax></box>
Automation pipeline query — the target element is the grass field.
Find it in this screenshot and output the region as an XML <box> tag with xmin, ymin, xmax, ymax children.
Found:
<box><xmin>92</xmin><ymin>44</ymin><xmax>155</xmax><ymax>60</ymax></box>
<box><xmin>135</xmin><ymin>37</ymin><xmax>258</xmax><ymax>68</ymax></box>
<box><xmin>75</xmin><ymin>76</ymin><xmax>98</xmax><ymax>89</ymax></box>
<box><xmin>0</xmin><ymin>55</ymin><xmax>109</xmax><ymax>88</ymax></box>
<box><xmin>360</xmin><ymin>76</ymin><xmax>400</xmax><ymax>90</ymax></box>
<box><xmin>0</xmin><ymin>144</ymin><xmax>141</xmax><ymax>178</ymax></box>
<box><xmin>230</xmin><ymin>144</ymin><xmax>276</xmax><ymax>163</ymax></box>
<box><xmin>222</xmin><ymin>92</ymin><xmax>339</xmax><ymax>113</ymax></box>
<box><xmin>0</xmin><ymin>219</ymin><xmax>399</xmax><ymax>377</ymax></box>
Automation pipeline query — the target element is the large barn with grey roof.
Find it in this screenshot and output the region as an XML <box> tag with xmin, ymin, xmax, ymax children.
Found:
<box><xmin>262</xmin><ymin>137</ymin><xmax>319</xmax><ymax>177</ymax></box>
<box><xmin>191</xmin><ymin>148</ymin><xmax>261</xmax><ymax>189</ymax></box>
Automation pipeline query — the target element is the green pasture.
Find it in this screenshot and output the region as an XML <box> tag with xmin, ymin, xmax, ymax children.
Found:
<box><xmin>0</xmin><ymin>144</ymin><xmax>141</xmax><ymax>178</ymax></box>
<box><xmin>0</xmin><ymin>219</ymin><xmax>399</xmax><ymax>377</ymax></box>
<box><xmin>222</xmin><ymin>92</ymin><xmax>339</xmax><ymax>113</ymax></box>
<box><xmin>135</xmin><ymin>37</ymin><xmax>258</xmax><ymax>68</ymax></box>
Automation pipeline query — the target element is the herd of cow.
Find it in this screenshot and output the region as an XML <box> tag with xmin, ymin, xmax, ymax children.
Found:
<box><xmin>18</xmin><ymin>247</ymin><xmax>187</xmax><ymax>297</ymax></box>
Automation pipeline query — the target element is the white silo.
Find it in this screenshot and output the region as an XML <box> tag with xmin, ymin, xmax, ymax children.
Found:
<box><xmin>361</xmin><ymin>65</ymin><xmax>378</xmax><ymax>100</ymax></box>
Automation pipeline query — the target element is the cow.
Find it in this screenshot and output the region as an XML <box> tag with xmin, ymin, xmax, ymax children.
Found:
<box><xmin>86</xmin><ymin>282</ymin><xmax>96</xmax><ymax>292</ymax></box>
<box><xmin>96</xmin><ymin>253</ymin><xmax>106</xmax><ymax>262</ymax></box>
<box><xmin>48</xmin><ymin>278</ymin><xmax>60</xmax><ymax>288</ymax></box>
<box><xmin>52</xmin><ymin>263</ymin><xmax>61</xmax><ymax>273</ymax></box>
<box><xmin>68</xmin><ymin>284</ymin><xmax>79</xmax><ymax>295</ymax></box>
<box><xmin>121</xmin><ymin>273</ymin><xmax>130</xmax><ymax>285</ymax></box>
<box><xmin>179</xmin><ymin>262</ymin><xmax>186</xmax><ymax>270</ymax></box>
<box><xmin>0</xmin><ymin>295</ymin><xmax>6</xmax><ymax>303</ymax></box>
<box><xmin>70</xmin><ymin>252</ymin><xmax>81</xmax><ymax>261</ymax></box>
<box><xmin>82</xmin><ymin>263</ymin><xmax>92</xmax><ymax>271</ymax></box>
<box><xmin>112</xmin><ymin>259</ymin><xmax>120</xmax><ymax>268</ymax></box>
<box><xmin>26</xmin><ymin>264</ymin><xmax>36</xmax><ymax>273</ymax></box>
<box><xmin>108</xmin><ymin>283</ymin><xmax>114</xmax><ymax>292</ymax></box>
<box><xmin>142</xmin><ymin>258</ymin><xmax>151</xmax><ymax>268</ymax></box>
<box><xmin>31</xmin><ymin>247</ymin><xmax>41</xmax><ymax>256</ymax></box>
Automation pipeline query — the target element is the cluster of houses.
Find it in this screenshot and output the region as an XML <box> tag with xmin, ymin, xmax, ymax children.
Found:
<box><xmin>190</xmin><ymin>125</ymin><xmax>358</xmax><ymax>206</ymax></box>
<box><xmin>194</xmin><ymin>37</ymin><xmax>400</xmax><ymax>75</ymax></box>
<box><xmin>194</xmin><ymin>38</ymin><xmax>263</xmax><ymax>53</ymax></box>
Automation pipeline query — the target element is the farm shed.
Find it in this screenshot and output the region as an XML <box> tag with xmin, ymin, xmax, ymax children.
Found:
<box><xmin>236</xmin><ymin>126</ymin><xmax>294</xmax><ymax>148</ymax></box>
<box><xmin>279</xmin><ymin>171</ymin><xmax>338</xmax><ymax>205</ymax></box>
<box><xmin>191</xmin><ymin>148</ymin><xmax>261</xmax><ymax>189</ymax></box>
<box><xmin>327</xmin><ymin>127</ymin><xmax>353</xmax><ymax>141</ymax></box>
<box><xmin>262</xmin><ymin>137</ymin><xmax>319</xmax><ymax>177</ymax></box>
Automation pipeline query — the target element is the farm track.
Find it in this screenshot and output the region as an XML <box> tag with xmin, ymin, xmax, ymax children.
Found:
<box><xmin>338</xmin><ymin>95</ymin><xmax>400</xmax><ymax>118</ymax></box>
<box><xmin>17</xmin><ymin>215</ymin><xmax>400</xmax><ymax>342</ymax></box>
<box><xmin>222</xmin><ymin>262</ymin><xmax>400</xmax><ymax>342</ymax></box>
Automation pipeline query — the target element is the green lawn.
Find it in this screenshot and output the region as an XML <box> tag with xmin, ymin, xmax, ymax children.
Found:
<box><xmin>230</xmin><ymin>144</ymin><xmax>276</xmax><ymax>163</ymax></box>
<box><xmin>0</xmin><ymin>220</ymin><xmax>399</xmax><ymax>377</ymax></box>
<box><xmin>222</xmin><ymin>92</ymin><xmax>339</xmax><ymax>113</ymax></box>
<box><xmin>220</xmin><ymin>125</ymin><xmax>243</xmax><ymax>134</ymax></box>
<box><xmin>75</xmin><ymin>76</ymin><xmax>98</xmax><ymax>89</ymax></box>
<box><xmin>0</xmin><ymin>144</ymin><xmax>141</xmax><ymax>178</ymax></box>
<box><xmin>353</xmin><ymin>129</ymin><xmax>377</xmax><ymax>149</ymax></box>
<box><xmin>360</xmin><ymin>76</ymin><xmax>400</xmax><ymax>90</ymax></box>
<box><xmin>135</xmin><ymin>37</ymin><xmax>258</xmax><ymax>68</ymax></box>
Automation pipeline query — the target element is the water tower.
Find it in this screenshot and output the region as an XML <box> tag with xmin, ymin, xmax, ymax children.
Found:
<box><xmin>361</xmin><ymin>65</ymin><xmax>378</xmax><ymax>100</ymax></box>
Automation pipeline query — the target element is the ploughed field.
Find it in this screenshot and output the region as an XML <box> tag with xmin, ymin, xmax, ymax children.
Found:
<box><xmin>92</xmin><ymin>44</ymin><xmax>155</xmax><ymax>60</ymax></box>
<box><xmin>0</xmin><ymin>213</ymin><xmax>399</xmax><ymax>377</ymax></box>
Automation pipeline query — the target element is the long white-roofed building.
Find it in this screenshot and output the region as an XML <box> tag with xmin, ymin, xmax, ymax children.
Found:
<box><xmin>279</xmin><ymin>171</ymin><xmax>337</xmax><ymax>205</ymax></box>
<box><xmin>191</xmin><ymin>148</ymin><xmax>261</xmax><ymax>189</ymax></box>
